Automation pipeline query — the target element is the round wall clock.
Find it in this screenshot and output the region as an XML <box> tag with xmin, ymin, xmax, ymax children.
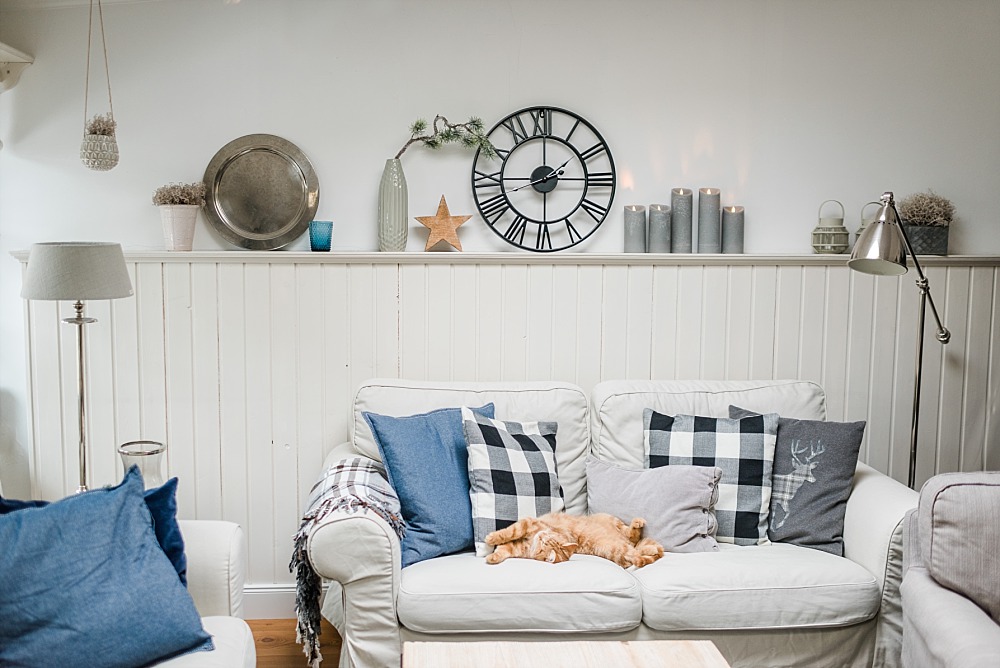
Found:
<box><xmin>471</xmin><ymin>106</ymin><xmax>616</xmax><ymax>252</ymax></box>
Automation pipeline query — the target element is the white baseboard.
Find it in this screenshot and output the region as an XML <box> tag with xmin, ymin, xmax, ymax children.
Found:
<box><xmin>243</xmin><ymin>584</ymin><xmax>297</xmax><ymax>619</ymax></box>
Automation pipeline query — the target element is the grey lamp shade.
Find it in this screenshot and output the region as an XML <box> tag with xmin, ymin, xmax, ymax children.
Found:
<box><xmin>847</xmin><ymin>201</ymin><xmax>908</xmax><ymax>277</ymax></box>
<box><xmin>21</xmin><ymin>242</ymin><xmax>133</xmax><ymax>301</ymax></box>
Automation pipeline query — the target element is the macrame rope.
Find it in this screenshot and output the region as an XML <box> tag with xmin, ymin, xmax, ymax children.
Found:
<box><xmin>83</xmin><ymin>0</ymin><xmax>114</xmax><ymax>131</ymax></box>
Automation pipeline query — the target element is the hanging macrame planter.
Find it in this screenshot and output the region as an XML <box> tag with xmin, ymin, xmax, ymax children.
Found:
<box><xmin>80</xmin><ymin>0</ymin><xmax>119</xmax><ymax>171</ymax></box>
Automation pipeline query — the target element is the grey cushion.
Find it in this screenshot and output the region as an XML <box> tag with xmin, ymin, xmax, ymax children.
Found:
<box><xmin>730</xmin><ymin>406</ymin><xmax>864</xmax><ymax>556</ymax></box>
<box><xmin>586</xmin><ymin>456</ymin><xmax>721</xmax><ymax>553</ymax></box>
<box><xmin>918</xmin><ymin>471</ymin><xmax>1000</xmax><ymax>623</ymax></box>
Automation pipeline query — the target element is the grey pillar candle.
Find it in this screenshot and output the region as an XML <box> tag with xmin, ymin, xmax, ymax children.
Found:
<box><xmin>698</xmin><ymin>188</ymin><xmax>721</xmax><ymax>253</ymax></box>
<box><xmin>722</xmin><ymin>206</ymin><xmax>745</xmax><ymax>253</ymax></box>
<box><xmin>670</xmin><ymin>188</ymin><xmax>693</xmax><ymax>252</ymax></box>
<box><xmin>624</xmin><ymin>205</ymin><xmax>647</xmax><ymax>252</ymax></box>
<box><xmin>647</xmin><ymin>204</ymin><xmax>671</xmax><ymax>252</ymax></box>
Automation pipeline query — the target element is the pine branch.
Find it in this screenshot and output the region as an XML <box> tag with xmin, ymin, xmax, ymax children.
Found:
<box><xmin>395</xmin><ymin>114</ymin><xmax>497</xmax><ymax>160</ymax></box>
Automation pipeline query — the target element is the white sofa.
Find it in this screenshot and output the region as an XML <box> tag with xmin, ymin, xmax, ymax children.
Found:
<box><xmin>306</xmin><ymin>379</ymin><xmax>917</xmax><ymax>668</ymax></box>
<box><xmin>166</xmin><ymin>520</ymin><xmax>256</xmax><ymax>668</ymax></box>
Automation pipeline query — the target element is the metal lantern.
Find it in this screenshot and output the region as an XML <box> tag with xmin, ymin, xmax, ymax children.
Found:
<box><xmin>811</xmin><ymin>199</ymin><xmax>850</xmax><ymax>254</ymax></box>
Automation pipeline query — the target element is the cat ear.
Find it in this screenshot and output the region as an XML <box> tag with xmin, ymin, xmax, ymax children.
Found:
<box><xmin>562</xmin><ymin>542</ymin><xmax>579</xmax><ymax>556</ymax></box>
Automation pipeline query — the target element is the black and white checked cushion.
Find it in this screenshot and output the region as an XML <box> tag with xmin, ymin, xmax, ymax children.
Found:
<box><xmin>643</xmin><ymin>408</ymin><xmax>778</xmax><ymax>546</ymax></box>
<box><xmin>462</xmin><ymin>407</ymin><xmax>564</xmax><ymax>556</ymax></box>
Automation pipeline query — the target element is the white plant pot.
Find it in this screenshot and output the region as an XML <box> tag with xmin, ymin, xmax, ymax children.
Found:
<box><xmin>159</xmin><ymin>204</ymin><xmax>199</xmax><ymax>251</ymax></box>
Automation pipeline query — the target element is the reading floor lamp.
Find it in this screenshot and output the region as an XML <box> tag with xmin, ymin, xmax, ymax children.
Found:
<box><xmin>21</xmin><ymin>242</ymin><xmax>133</xmax><ymax>493</ymax></box>
<box><xmin>848</xmin><ymin>192</ymin><xmax>950</xmax><ymax>489</ymax></box>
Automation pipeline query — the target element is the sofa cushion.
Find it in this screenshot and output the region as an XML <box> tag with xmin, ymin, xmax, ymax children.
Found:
<box><xmin>586</xmin><ymin>456</ymin><xmax>720</xmax><ymax>552</ymax></box>
<box><xmin>363</xmin><ymin>403</ymin><xmax>494</xmax><ymax>567</ymax></box>
<box><xmin>918</xmin><ymin>471</ymin><xmax>1000</xmax><ymax>623</ymax></box>
<box><xmin>463</xmin><ymin>407</ymin><xmax>564</xmax><ymax>556</ymax></box>
<box><xmin>1</xmin><ymin>474</ymin><xmax>188</xmax><ymax>584</ymax></box>
<box><xmin>731</xmin><ymin>406</ymin><xmax>865</xmax><ymax>556</ymax></box>
<box><xmin>352</xmin><ymin>379</ymin><xmax>590</xmax><ymax>514</ymax></box>
<box><xmin>644</xmin><ymin>410</ymin><xmax>778</xmax><ymax>546</ymax></box>
<box><xmin>634</xmin><ymin>543</ymin><xmax>880</xmax><ymax>631</ymax></box>
<box><xmin>160</xmin><ymin>617</ymin><xmax>256</xmax><ymax>668</ymax></box>
<box><xmin>0</xmin><ymin>467</ymin><xmax>212</xmax><ymax>667</ymax></box>
<box><xmin>396</xmin><ymin>553</ymin><xmax>641</xmax><ymax>634</ymax></box>
<box><xmin>591</xmin><ymin>380</ymin><xmax>825</xmax><ymax>468</ymax></box>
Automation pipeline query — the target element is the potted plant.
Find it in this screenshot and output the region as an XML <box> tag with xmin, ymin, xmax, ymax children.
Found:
<box><xmin>80</xmin><ymin>113</ymin><xmax>119</xmax><ymax>171</ymax></box>
<box><xmin>898</xmin><ymin>190</ymin><xmax>954</xmax><ymax>256</ymax></box>
<box><xmin>378</xmin><ymin>115</ymin><xmax>495</xmax><ymax>252</ymax></box>
<box><xmin>153</xmin><ymin>182</ymin><xmax>206</xmax><ymax>251</ymax></box>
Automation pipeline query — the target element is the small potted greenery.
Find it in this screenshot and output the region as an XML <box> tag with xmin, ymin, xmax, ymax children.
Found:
<box><xmin>378</xmin><ymin>115</ymin><xmax>495</xmax><ymax>252</ymax></box>
<box><xmin>898</xmin><ymin>190</ymin><xmax>954</xmax><ymax>256</ymax></box>
<box><xmin>80</xmin><ymin>113</ymin><xmax>119</xmax><ymax>171</ymax></box>
<box><xmin>153</xmin><ymin>182</ymin><xmax>206</xmax><ymax>251</ymax></box>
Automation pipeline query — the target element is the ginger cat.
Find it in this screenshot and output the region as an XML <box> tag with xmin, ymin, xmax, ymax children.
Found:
<box><xmin>484</xmin><ymin>512</ymin><xmax>664</xmax><ymax>569</ymax></box>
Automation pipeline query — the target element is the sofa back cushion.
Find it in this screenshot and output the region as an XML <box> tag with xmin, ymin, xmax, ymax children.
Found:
<box><xmin>918</xmin><ymin>471</ymin><xmax>1000</xmax><ymax>624</ymax></box>
<box><xmin>591</xmin><ymin>380</ymin><xmax>826</xmax><ymax>468</ymax></box>
<box><xmin>353</xmin><ymin>379</ymin><xmax>591</xmax><ymax>514</ymax></box>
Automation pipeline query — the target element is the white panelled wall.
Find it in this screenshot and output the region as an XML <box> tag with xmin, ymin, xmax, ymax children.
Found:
<box><xmin>19</xmin><ymin>252</ymin><xmax>1000</xmax><ymax>615</ymax></box>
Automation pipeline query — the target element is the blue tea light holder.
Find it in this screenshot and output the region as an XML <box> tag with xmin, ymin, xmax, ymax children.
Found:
<box><xmin>309</xmin><ymin>220</ymin><xmax>333</xmax><ymax>251</ymax></box>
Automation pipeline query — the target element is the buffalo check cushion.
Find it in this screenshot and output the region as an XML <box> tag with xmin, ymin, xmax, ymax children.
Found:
<box><xmin>462</xmin><ymin>406</ymin><xmax>564</xmax><ymax>556</ymax></box>
<box><xmin>643</xmin><ymin>408</ymin><xmax>779</xmax><ymax>546</ymax></box>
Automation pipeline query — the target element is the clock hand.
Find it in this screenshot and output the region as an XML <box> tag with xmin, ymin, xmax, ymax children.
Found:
<box><xmin>507</xmin><ymin>156</ymin><xmax>574</xmax><ymax>193</ymax></box>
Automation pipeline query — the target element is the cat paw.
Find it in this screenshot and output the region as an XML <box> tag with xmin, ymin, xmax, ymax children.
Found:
<box><xmin>631</xmin><ymin>538</ymin><xmax>664</xmax><ymax>567</ymax></box>
<box><xmin>630</xmin><ymin>518</ymin><xmax>646</xmax><ymax>530</ymax></box>
<box><xmin>485</xmin><ymin>553</ymin><xmax>505</xmax><ymax>565</ymax></box>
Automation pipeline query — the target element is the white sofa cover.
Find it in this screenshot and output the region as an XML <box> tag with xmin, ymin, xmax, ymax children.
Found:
<box><xmin>307</xmin><ymin>379</ymin><xmax>917</xmax><ymax>668</ymax></box>
<box><xmin>164</xmin><ymin>520</ymin><xmax>256</xmax><ymax>668</ymax></box>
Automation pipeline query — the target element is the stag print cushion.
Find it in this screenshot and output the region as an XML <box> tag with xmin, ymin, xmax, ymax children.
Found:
<box><xmin>730</xmin><ymin>406</ymin><xmax>865</xmax><ymax>556</ymax></box>
<box><xmin>643</xmin><ymin>409</ymin><xmax>778</xmax><ymax>546</ymax></box>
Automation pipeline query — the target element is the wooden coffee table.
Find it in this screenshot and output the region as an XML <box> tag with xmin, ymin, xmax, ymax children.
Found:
<box><xmin>403</xmin><ymin>640</ymin><xmax>731</xmax><ymax>667</ymax></box>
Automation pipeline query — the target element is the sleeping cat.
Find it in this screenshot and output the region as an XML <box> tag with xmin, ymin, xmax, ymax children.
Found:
<box><xmin>484</xmin><ymin>512</ymin><xmax>664</xmax><ymax>569</ymax></box>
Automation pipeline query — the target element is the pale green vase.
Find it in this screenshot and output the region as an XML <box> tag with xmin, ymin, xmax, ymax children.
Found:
<box><xmin>377</xmin><ymin>158</ymin><xmax>408</xmax><ymax>252</ymax></box>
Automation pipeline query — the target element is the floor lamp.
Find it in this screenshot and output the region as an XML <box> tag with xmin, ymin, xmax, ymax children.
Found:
<box><xmin>21</xmin><ymin>242</ymin><xmax>133</xmax><ymax>493</ymax></box>
<box><xmin>847</xmin><ymin>192</ymin><xmax>950</xmax><ymax>489</ymax></box>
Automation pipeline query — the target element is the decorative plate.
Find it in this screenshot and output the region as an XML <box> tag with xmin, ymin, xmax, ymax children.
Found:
<box><xmin>202</xmin><ymin>134</ymin><xmax>320</xmax><ymax>250</ymax></box>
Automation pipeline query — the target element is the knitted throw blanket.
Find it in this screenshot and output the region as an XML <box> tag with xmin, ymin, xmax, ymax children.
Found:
<box><xmin>290</xmin><ymin>457</ymin><xmax>405</xmax><ymax>668</ymax></box>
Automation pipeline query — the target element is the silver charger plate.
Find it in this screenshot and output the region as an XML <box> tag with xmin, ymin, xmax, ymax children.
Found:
<box><xmin>203</xmin><ymin>134</ymin><xmax>320</xmax><ymax>250</ymax></box>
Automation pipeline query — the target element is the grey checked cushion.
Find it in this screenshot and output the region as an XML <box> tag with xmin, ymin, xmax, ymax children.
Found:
<box><xmin>462</xmin><ymin>407</ymin><xmax>564</xmax><ymax>556</ymax></box>
<box><xmin>643</xmin><ymin>408</ymin><xmax>778</xmax><ymax>546</ymax></box>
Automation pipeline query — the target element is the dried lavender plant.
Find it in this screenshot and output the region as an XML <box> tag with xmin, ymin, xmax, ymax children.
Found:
<box><xmin>152</xmin><ymin>182</ymin><xmax>206</xmax><ymax>206</ymax></box>
<box><xmin>85</xmin><ymin>113</ymin><xmax>117</xmax><ymax>137</ymax></box>
<box><xmin>899</xmin><ymin>191</ymin><xmax>955</xmax><ymax>227</ymax></box>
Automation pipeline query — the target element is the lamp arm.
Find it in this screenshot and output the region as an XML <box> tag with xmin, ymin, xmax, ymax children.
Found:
<box><xmin>894</xmin><ymin>204</ymin><xmax>951</xmax><ymax>344</ymax></box>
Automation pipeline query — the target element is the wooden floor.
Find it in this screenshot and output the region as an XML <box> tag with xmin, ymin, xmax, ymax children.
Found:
<box><xmin>248</xmin><ymin>618</ymin><xmax>342</xmax><ymax>668</ymax></box>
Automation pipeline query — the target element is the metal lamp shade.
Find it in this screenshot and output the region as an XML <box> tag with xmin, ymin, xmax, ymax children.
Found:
<box><xmin>21</xmin><ymin>242</ymin><xmax>133</xmax><ymax>301</ymax></box>
<box><xmin>847</xmin><ymin>201</ymin><xmax>907</xmax><ymax>276</ymax></box>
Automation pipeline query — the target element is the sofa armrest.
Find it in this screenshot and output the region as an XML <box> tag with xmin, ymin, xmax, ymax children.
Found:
<box><xmin>902</xmin><ymin>567</ymin><xmax>1000</xmax><ymax>667</ymax></box>
<box><xmin>179</xmin><ymin>519</ymin><xmax>247</xmax><ymax>619</ymax></box>
<box><xmin>308</xmin><ymin>508</ymin><xmax>402</xmax><ymax>668</ymax></box>
<box><xmin>842</xmin><ymin>462</ymin><xmax>918</xmax><ymax>668</ymax></box>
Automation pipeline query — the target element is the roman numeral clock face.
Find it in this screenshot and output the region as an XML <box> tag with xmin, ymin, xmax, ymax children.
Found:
<box><xmin>471</xmin><ymin>107</ymin><xmax>616</xmax><ymax>252</ymax></box>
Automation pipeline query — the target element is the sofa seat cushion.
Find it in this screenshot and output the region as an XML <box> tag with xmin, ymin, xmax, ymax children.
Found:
<box><xmin>396</xmin><ymin>553</ymin><xmax>642</xmax><ymax>634</ymax></box>
<box><xmin>634</xmin><ymin>543</ymin><xmax>880</xmax><ymax>631</ymax></box>
<box><xmin>160</xmin><ymin>617</ymin><xmax>256</xmax><ymax>668</ymax></box>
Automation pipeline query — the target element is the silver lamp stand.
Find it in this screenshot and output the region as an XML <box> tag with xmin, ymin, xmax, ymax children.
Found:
<box><xmin>21</xmin><ymin>242</ymin><xmax>133</xmax><ymax>493</ymax></box>
<box><xmin>848</xmin><ymin>192</ymin><xmax>950</xmax><ymax>489</ymax></box>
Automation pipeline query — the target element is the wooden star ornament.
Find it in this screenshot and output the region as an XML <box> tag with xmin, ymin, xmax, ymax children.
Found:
<box><xmin>415</xmin><ymin>195</ymin><xmax>472</xmax><ymax>251</ymax></box>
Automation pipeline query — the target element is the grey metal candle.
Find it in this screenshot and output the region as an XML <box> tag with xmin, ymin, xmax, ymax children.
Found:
<box><xmin>722</xmin><ymin>206</ymin><xmax>745</xmax><ymax>254</ymax></box>
<box><xmin>624</xmin><ymin>205</ymin><xmax>647</xmax><ymax>252</ymax></box>
<box><xmin>671</xmin><ymin>188</ymin><xmax>693</xmax><ymax>252</ymax></box>
<box><xmin>647</xmin><ymin>204</ymin><xmax>671</xmax><ymax>252</ymax></box>
<box><xmin>698</xmin><ymin>188</ymin><xmax>721</xmax><ymax>253</ymax></box>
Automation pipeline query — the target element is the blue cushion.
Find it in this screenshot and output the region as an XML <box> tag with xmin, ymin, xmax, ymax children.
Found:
<box><xmin>364</xmin><ymin>404</ymin><xmax>494</xmax><ymax>568</ymax></box>
<box><xmin>0</xmin><ymin>467</ymin><xmax>212</xmax><ymax>667</ymax></box>
<box><xmin>1</xmin><ymin>473</ymin><xmax>187</xmax><ymax>585</ymax></box>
